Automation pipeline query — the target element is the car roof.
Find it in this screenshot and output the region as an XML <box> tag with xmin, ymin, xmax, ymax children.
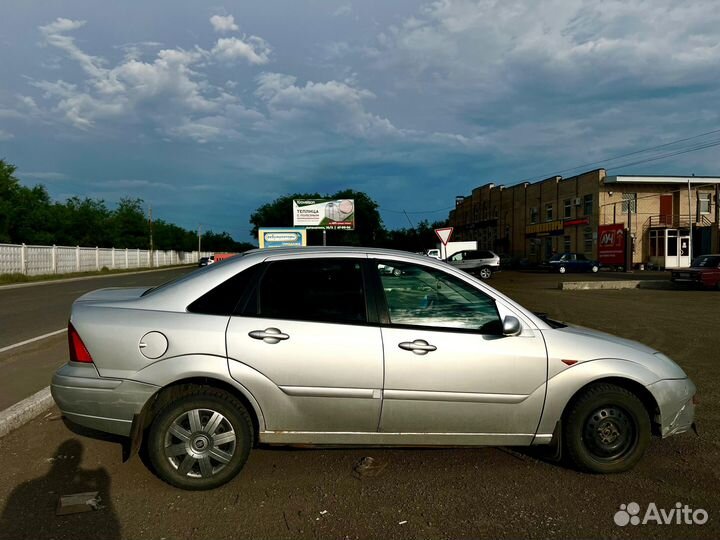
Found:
<box><xmin>240</xmin><ymin>245</ymin><xmax>435</xmax><ymax>262</ymax></box>
<box><xmin>132</xmin><ymin>245</ymin><xmax>551</xmax><ymax>330</ymax></box>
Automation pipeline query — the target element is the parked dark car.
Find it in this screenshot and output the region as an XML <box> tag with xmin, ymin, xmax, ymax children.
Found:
<box><xmin>671</xmin><ymin>254</ymin><xmax>720</xmax><ymax>289</ymax></box>
<box><xmin>545</xmin><ymin>253</ymin><xmax>599</xmax><ymax>274</ymax></box>
<box><xmin>198</xmin><ymin>256</ymin><xmax>215</xmax><ymax>267</ymax></box>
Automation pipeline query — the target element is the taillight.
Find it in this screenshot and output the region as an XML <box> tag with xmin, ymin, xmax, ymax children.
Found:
<box><xmin>68</xmin><ymin>322</ymin><xmax>93</xmax><ymax>363</ymax></box>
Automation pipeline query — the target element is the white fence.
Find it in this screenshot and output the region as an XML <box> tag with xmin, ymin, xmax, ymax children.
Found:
<box><xmin>0</xmin><ymin>243</ymin><xmax>212</xmax><ymax>276</ymax></box>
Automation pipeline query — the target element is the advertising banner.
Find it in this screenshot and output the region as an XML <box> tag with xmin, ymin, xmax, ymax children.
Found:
<box><xmin>258</xmin><ymin>227</ymin><xmax>307</xmax><ymax>248</ymax></box>
<box><xmin>292</xmin><ymin>199</ymin><xmax>355</xmax><ymax>230</ymax></box>
<box><xmin>598</xmin><ymin>224</ymin><xmax>625</xmax><ymax>265</ymax></box>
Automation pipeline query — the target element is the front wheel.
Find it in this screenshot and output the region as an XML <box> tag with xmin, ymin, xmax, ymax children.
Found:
<box><xmin>478</xmin><ymin>266</ymin><xmax>492</xmax><ymax>279</ymax></box>
<box><xmin>563</xmin><ymin>383</ymin><xmax>650</xmax><ymax>473</ymax></box>
<box><xmin>558</xmin><ymin>266</ymin><xmax>567</xmax><ymax>274</ymax></box>
<box><xmin>591</xmin><ymin>265</ymin><xmax>599</xmax><ymax>273</ymax></box>
<box><xmin>148</xmin><ymin>388</ymin><xmax>253</xmax><ymax>490</ymax></box>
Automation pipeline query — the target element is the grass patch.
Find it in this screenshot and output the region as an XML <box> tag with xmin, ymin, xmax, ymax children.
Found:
<box><xmin>0</xmin><ymin>264</ymin><xmax>193</xmax><ymax>285</ymax></box>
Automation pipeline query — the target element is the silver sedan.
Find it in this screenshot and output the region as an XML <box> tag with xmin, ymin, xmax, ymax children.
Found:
<box><xmin>52</xmin><ymin>247</ymin><xmax>696</xmax><ymax>490</ymax></box>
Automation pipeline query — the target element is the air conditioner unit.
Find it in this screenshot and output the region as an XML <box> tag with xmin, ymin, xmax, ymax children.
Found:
<box><xmin>572</xmin><ymin>197</ymin><xmax>582</xmax><ymax>206</ymax></box>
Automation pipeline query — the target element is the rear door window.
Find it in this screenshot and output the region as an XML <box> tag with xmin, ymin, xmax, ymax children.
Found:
<box><xmin>254</xmin><ymin>258</ymin><xmax>368</xmax><ymax>324</ymax></box>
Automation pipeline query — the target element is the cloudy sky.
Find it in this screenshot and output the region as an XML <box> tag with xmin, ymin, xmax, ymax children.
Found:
<box><xmin>1</xmin><ymin>0</ymin><xmax>719</xmax><ymax>242</ymax></box>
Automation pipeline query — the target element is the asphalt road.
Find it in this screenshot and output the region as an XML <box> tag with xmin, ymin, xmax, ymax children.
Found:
<box><xmin>0</xmin><ymin>267</ymin><xmax>195</xmax><ymax>410</ymax></box>
<box><xmin>0</xmin><ymin>267</ymin><xmax>195</xmax><ymax>349</ymax></box>
<box><xmin>0</xmin><ymin>270</ymin><xmax>717</xmax><ymax>539</ymax></box>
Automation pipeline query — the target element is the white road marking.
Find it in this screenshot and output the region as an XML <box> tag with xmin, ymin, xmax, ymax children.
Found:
<box><xmin>0</xmin><ymin>329</ymin><xmax>66</xmax><ymax>354</ymax></box>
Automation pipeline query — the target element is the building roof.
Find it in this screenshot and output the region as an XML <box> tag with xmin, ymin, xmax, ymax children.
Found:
<box><xmin>604</xmin><ymin>175</ymin><xmax>720</xmax><ymax>185</ymax></box>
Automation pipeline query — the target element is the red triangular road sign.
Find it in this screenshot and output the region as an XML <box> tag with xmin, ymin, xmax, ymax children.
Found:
<box><xmin>435</xmin><ymin>227</ymin><xmax>453</xmax><ymax>245</ymax></box>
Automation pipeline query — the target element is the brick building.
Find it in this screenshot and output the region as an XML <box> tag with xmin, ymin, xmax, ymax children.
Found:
<box><xmin>448</xmin><ymin>169</ymin><xmax>720</xmax><ymax>268</ymax></box>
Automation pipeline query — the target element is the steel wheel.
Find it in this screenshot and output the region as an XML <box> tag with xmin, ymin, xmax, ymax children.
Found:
<box><xmin>582</xmin><ymin>405</ymin><xmax>637</xmax><ymax>462</ymax></box>
<box><xmin>563</xmin><ymin>383</ymin><xmax>650</xmax><ymax>473</ymax></box>
<box><xmin>164</xmin><ymin>408</ymin><xmax>237</xmax><ymax>479</ymax></box>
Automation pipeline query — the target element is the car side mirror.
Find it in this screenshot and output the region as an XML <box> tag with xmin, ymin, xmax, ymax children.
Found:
<box><xmin>502</xmin><ymin>316</ymin><xmax>522</xmax><ymax>336</ymax></box>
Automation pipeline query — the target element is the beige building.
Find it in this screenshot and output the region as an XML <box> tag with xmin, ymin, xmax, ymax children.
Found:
<box><xmin>448</xmin><ymin>169</ymin><xmax>720</xmax><ymax>268</ymax></box>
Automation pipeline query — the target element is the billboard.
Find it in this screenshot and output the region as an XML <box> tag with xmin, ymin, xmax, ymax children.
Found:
<box><xmin>293</xmin><ymin>199</ymin><xmax>355</xmax><ymax>230</ymax></box>
<box><xmin>258</xmin><ymin>227</ymin><xmax>307</xmax><ymax>248</ymax></box>
<box><xmin>598</xmin><ymin>224</ymin><xmax>625</xmax><ymax>265</ymax></box>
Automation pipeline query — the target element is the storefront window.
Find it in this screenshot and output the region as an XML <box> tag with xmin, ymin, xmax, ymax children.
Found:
<box><xmin>564</xmin><ymin>235</ymin><xmax>571</xmax><ymax>253</ymax></box>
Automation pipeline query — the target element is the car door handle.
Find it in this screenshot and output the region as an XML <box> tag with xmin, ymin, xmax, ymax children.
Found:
<box><xmin>248</xmin><ymin>328</ymin><xmax>289</xmax><ymax>344</ymax></box>
<box><xmin>398</xmin><ymin>339</ymin><xmax>437</xmax><ymax>355</ymax></box>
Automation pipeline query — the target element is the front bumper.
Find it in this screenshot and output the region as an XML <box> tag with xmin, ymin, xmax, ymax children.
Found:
<box><xmin>647</xmin><ymin>378</ymin><xmax>697</xmax><ymax>437</ymax></box>
<box><xmin>51</xmin><ymin>362</ymin><xmax>159</xmax><ymax>437</ymax></box>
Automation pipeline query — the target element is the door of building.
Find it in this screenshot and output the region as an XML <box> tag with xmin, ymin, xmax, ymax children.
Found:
<box><xmin>659</xmin><ymin>195</ymin><xmax>673</xmax><ymax>225</ymax></box>
<box><xmin>665</xmin><ymin>229</ymin><xmax>692</xmax><ymax>268</ymax></box>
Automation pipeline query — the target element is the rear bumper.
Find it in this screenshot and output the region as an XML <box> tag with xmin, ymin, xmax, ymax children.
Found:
<box><xmin>51</xmin><ymin>362</ymin><xmax>159</xmax><ymax>437</ymax></box>
<box><xmin>647</xmin><ymin>378</ymin><xmax>697</xmax><ymax>438</ymax></box>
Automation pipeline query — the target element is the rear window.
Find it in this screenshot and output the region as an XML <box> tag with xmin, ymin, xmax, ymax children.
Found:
<box><xmin>187</xmin><ymin>266</ymin><xmax>258</xmax><ymax>316</ymax></box>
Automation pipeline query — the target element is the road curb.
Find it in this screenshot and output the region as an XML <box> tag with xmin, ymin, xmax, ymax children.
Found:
<box><xmin>559</xmin><ymin>280</ymin><xmax>676</xmax><ymax>290</ymax></box>
<box><xmin>0</xmin><ymin>386</ymin><xmax>54</xmax><ymax>438</ymax></box>
<box><xmin>0</xmin><ymin>264</ymin><xmax>194</xmax><ymax>291</ymax></box>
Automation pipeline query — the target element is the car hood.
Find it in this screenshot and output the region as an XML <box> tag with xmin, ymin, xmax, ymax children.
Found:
<box><xmin>543</xmin><ymin>324</ymin><xmax>687</xmax><ymax>380</ymax></box>
<box><xmin>75</xmin><ymin>287</ymin><xmax>151</xmax><ymax>303</ymax></box>
<box><xmin>559</xmin><ymin>324</ymin><xmax>657</xmax><ymax>354</ymax></box>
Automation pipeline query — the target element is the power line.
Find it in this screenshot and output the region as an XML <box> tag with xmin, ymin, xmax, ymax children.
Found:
<box><xmin>606</xmin><ymin>138</ymin><xmax>720</xmax><ymax>170</ymax></box>
<box><xmin>378</xmin><ymin>127</ymin><xmax>720</xmax><ymax>219</ymax></box>
<box><xmin>518</xmin><ymin>127</ymin><xmax>720</xmax><ymax>184</ymax></box>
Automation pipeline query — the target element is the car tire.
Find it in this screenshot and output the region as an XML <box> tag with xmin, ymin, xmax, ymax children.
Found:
<box><xmin>558</xmin><ymin>266</ymin><xmax>567</xmax><ymax>274</ymax></box>
<box><xmin>393</xmin><ymin>268</ymin><xmax>402</xmax><ymax>277</ymax></box>
<box><xmin>479</xmin><ymin>266</ymin><xmax>492</xmax><ymax>279</ymax></box>
<box><xmin>148</xmin><ymin>388</ymin><xmax>253</xmax><ymax>490</ymax></box>
<box><xmin>563</xmin><ymin>383</ymin><xmax>650</xmax><ymax>474</ymax></box>
<box><xmin>591</xmin><ymin>265</ymin><xmax>599</xmax><ymax>273</ymax></box>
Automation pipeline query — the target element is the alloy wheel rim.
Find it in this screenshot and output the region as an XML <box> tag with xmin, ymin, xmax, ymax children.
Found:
<box><xmin>164</xmin><ymin>408</ymin><xmax>237</xmax><ymax>478</ymax></box>
<box><xmin>480</xmin><ymin>268</ymin><xmax>491</xmax><ymax>279</ymax></box>
<box><xmin>582</xmin><ymin>405</ymin><xmax>637</xmax><ymax>462</ymax></box>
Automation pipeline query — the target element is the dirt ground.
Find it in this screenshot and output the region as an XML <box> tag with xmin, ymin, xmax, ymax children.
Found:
<box><xmin>0</xmin><ymin>271</ymin><xmax>718</xmax><ymax>540</ymax></box>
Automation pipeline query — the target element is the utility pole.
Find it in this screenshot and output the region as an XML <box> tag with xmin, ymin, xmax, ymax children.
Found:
<box><xmin>198</xmin><ymin>224</ymin><xmax>202</xmax><ymax>256</ymax></box>
<box><xmin>687</xmin><ymin>178</ymin><xmax>693</xmax><ymax>262</ymax></box>
<box><xmin>626</xmin><ymin>196</ymin><xmax>632</xmax><ymax>272</ymax></box>
<box><xmin>715</xmin><ymin>183</ymin><xmax>720</xmax><ymax>252</ymax></box>
<box><xmin>148</xmin><ymin>205</ymin><xmax>153</xmax><ymax>267</ymax></box>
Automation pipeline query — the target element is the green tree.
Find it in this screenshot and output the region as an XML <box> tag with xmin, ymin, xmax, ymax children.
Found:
<box><xmin>110</xmin><ymin>198</ymin><xmax>148</xmax><ymax>249</ymax></box>
<box><xmin>0</xmin><ymin>159</ymin><xmax>21</xmax><ymax>243</ymax></box>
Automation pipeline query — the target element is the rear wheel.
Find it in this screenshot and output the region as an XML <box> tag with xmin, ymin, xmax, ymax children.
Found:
<box><xmin>558</xmin><ymin>266</ymin><xmax>567</xmax><ymax>274</ymax></box>
<box><xmin>148</xmin><ymin>388</ymin><xmax>253</xmax><ymax>490</ymax></box>
<box><xmin>563</xmin><ymin>383</ymin><xmax>650</xmax><ymax>473</ymax></box>
<box><xmin>478</xmin><ymin>266</ymin><xmax>492</xmax><ymax>279</ymax></box>
<box><xmin>591</xmin><ymin>265</ymin><xmax>599</xmax><ymax>273</ymax></box>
